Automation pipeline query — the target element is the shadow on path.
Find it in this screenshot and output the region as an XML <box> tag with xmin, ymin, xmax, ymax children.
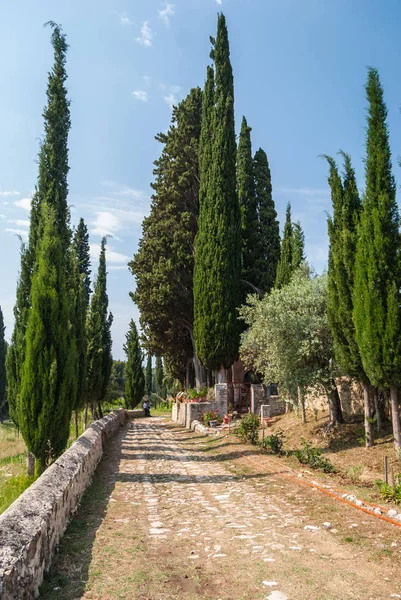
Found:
<box><xmin>38</xmin><ymin>425</ymin><xmax>125</xmax><ymax>599</ymax></box>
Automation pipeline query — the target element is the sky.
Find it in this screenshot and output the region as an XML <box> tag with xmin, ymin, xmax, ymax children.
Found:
<box><xmin>1</xmin><ymin>0</ymin><xmax>401</xmax><ymax>360</ymax></box>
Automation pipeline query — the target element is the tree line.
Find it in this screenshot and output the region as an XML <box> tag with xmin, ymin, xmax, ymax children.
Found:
<box><xmin>131</xmin><ymin>13</ymin><xmax>304</xmax><ymax>388</ymax></box>
<box><xmin>3</xmin><ymin>24</ymin><xmax>113</xmax><ymax>475</ymax></box>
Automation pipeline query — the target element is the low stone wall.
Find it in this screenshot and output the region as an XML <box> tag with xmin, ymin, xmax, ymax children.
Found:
<box><xmin>0</xmin><ymin>409</ymin><xmax>129</xmax><ymax>600</ymax></box>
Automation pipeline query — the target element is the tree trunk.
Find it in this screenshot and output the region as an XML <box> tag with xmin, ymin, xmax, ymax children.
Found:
<box><xmin>362</xmin><ymin>381</ymin><xmax>374</xmax><ymax>447</ymax></box>
<box><xmin>26</xmin><ymin>452</ymin><xmax>35</xmax><ymax>477</ymax></box>
<box><xmin>215</xmin><ymin>366</ymin><xmax>227</xmax><ymax>383</ymax></box>
<box><xmin>389</xmin><ymin>385</ymin><xmax>401</xmax><ymax>458</ymax></box>
<box><xmin>97</xmin><ymin>401</ymin><xmax>103</xmax><ymax>419</ymax></box>
<box><xmin>373</xmin><ymin>387</ymin><xmax>382</xmax><ymax>432</ymax></box>
<box><xmin>84</xmin><ymin>402</ymin><xmax>89</xmax><ymax>430</ymax></box>
<box><xmin>326</xmin><ymin>379</ymin><xmax>345</xmax><ymax>426</ymax></box>
<box><xmin>298</xmin><ymin>388</ymin><xmax>306</xmax><ymax>423</ymax></box>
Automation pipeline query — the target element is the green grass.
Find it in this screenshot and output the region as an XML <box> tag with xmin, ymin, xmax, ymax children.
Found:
<box><xmin>0</xmin><ymin>473</ymin><xmax>35</xmax><ymax>515</ymax></box>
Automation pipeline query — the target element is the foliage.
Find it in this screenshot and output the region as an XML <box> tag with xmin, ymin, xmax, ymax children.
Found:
<box><xmin>0</xmin><ymin>307</ymin><xmax>7</xmax><ymax>419</ymax></box>
<box><xmin>124</xmin><ymin>320</ymin><xmax>145</xmax><ymax>409</ymax></box>
<box><xmin>106</xmin><ymin>360</ymin><xmax>125</xmax><ymax>403</ymax></box>
<box><xmin>202</xmin><ymin>410</ymin><xmax>218</xmax><ymax>426</ymax></box>
<box><xmin>155</xmin><ymin>356</ymin><xmax>165</xmax><ymax>399</ymax></box>
<box><xmin>238</xmin><ymin>116</ymin><xmax>258</xmax><ymax>295</ymax></box>
<box><xmin>275</xmin><ymin>203</ymin><xmax>293</xmax><ymax>289</ymax></box>
<box><xmin>353</xmin><ymin>68</ymin><xmax>401</xmax><ymax>390</ymax></box>
<box><xmin>240</xmin><ymin>266</ymin><xmax>334</xmax><ymax>407</ymax></box>
<box><xmin>375</xmin><ymin>476</ymin><xmax>401</xmax><ymax>504</ymax></box>
<box><xmin>294</xmin><ymin>439</ymin><xmax>335</xmax><ymax>472</ymax></box>
<box><xmin>193</xmin><ymin>13</ymin><xmax>241</xmax><ymax>371</ymax></box>
<box><xmin>292</xmin><ymin>221</ymin><xmax>305</xmax><ymax>270</ymax></box>
<box><xmin>19</xmin><ymin>205</ymin><xmax>77</xmax><ymax>473</ymax></box>
<box><xmin>262</xmin><ymin>429</ymin><xmax>285</xmax><ymax>454</ymax></box>
<box><xmin>73</xmin><ymin>218</ymin><xmax>91</xmax><ymax>304</ymax></box>
<box><xmin>346</xmin><ymin>464</ymin><xmax>364</xmax><ymax>482</ymax></box>
<box><xmin>236</xmin><ymin>413</ymin><xmax>260</xmax><ymax>445</ymax></box>
<box><xmin>86</xmin><ymin>238</ymin><xmax>113</xmax><ymax>417</ymax></box>
<box><xmin>130</xmin><ymin>88</ymin><xmax>202</xmax><ymax>383</ymax></box>
<box><xmin>0</xmin><ymin>473</ymin><xmax>36</xmax><ymax>516</ymax></box>
<box><xmin>253</xmin><ymin>148</ymin><xmax>281</xmax><ymax>294</ymax></box>
<box><xmin>188</xmin><ymin>387</ymin><xmax>208</xmax><ymax>399</ymax></box>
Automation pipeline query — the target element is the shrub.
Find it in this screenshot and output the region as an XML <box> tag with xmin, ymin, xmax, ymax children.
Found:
<box><xmin>375</xmin><ymin>475</ymin><xmax>401</xmax><ymax>504</ymax></box>
<box><xmin>237</xmin><ymin>414</ymin><xmax>260</xmax><ymax>445</ymax></box>
<box><xmin>262</xmin><ymin>429</ymin><xmax>285</xmax><ymax>454</ymax></box>
<box><xmin>294</xmin><ymin>438</ymin><xmax>335</xmax><ymax>473</ymax></box>
<box><xmin>347</xmin><ymin>464</ymin><xmax>364</xmax><ymax>482</ymax></box>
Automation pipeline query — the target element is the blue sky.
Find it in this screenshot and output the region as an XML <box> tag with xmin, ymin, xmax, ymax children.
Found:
<box><xmin>1</xmin><ymin>0</ymin><xmax>401</xmax><ymax>359</ymax></box>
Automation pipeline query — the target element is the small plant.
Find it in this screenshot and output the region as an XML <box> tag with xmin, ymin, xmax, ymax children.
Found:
<box><xmin>262</xmin><ymin>429</ymin><xmax>285</xmax><ymax>454</ymax></box>
<box><xmin>347</xmin><ymin>464</ymin><xmax>364</xmax><ymax>483</ymax></box>
<box><xmin>237</xmin><ymin>413</ymin><xmax>260</xmax><ymax>445</ymax></box>
<box><xmin>294</xmin><ymin>438</ymin><xmax>335</xmax><ymax>473</ymax></box>
<box><xmin>202</xmin><ymin>410</ymin><xmax>221</xmax><ymax>426</ymax></box>
<box><xmin>188</xmin><ymin>387</ymin><xmax>208</xmax><ymax>400</ymax></box>
<box><xmin>375</xmin><ymin>475</ymin><xmax>401</xmax><ymax>504</ymax></box>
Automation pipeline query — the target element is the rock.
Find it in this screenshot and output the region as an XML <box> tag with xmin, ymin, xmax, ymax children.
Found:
<box><xmin>322</xmin><ymin>522</ymin><xmax>331</xmax><ymax>530</ymax></box>
<box><xmin>304</xmin><ymin>525</ymin><xmax>320</xmax><ymax>532</ymax></box>
<box><xmin>266</xmin><ymin>592</ymin><xmax>288</xmax><ymax>600</ymax></box>
<box><xmin>263</xmin><ymin>581</ymin><xmax>278</xmax><ymax>586</ymax></box>
<box><xmin>387</xmin><ymin>509</ymin><xmax>398</xmax><ymax>518</ymax></box>
<box><xmin>395</xmin><ymin>514</ymin><xmax>401</xmax><ymax>523</ymax></box>
<box><xmin>355</xmin><ymin>499</ymin><xmax>363</xmax><ymax>507</ymax></box>
<box><xmin>373</xmin><ymin>507</ymin><xmax>382</xmax><ymax>515</ymax></box>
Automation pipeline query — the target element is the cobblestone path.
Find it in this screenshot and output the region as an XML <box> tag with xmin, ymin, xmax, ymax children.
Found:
<box><xmin>40</xmin><ymin>418</ymin><xmax>401</xmax><ymax>600</ymax></box>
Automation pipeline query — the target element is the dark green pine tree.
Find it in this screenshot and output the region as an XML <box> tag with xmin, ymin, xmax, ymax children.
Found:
<box><xmin>71</xmin><ymin>219</ymin><xmax>91</xmax><ymax>436</ymax></box>
<box><xmin>124</xmin><ymin>320</ymin><xmax>145</xmax><ymax>409</ymax></box>
<box><xmin>292</xmin><ymin>221</ymin><xmax>305</xmax><ymax>269</ymax></box>
<box><xmin>238</xmin><ymin>116</ymin><xmax>258</xmax><ymax>293</ymax></box>
<box><xmin>0</xmin><ymin>307</ymin><xmax>7</xmax><ymax>422</ymax></box>
<box><xmin>253</xmin><ymin>148</ymin><xmax>280</xmax><ymax>294</ymax></box>
<box><xmin>19</xmin><ymin>205</ymin><xmax>77</xmax><ymax>474</ymax></box>
<box><xmin>353</xmin><ymin>68</ymin><xmax>401</xmax><ymax>454</ymax></box>
<box><xmin>144</xmin><ymin>353</ymin><xmax>152</xmax><ymax>398</ymax></box>
<box><xmin>275</xmin><ymin>203</ymin><xmax>293</xmax><ymax>289</ymax></box>
<box><xmin>194</xmin><ymin>13</ymin><xmax>241</xmax><ymax>373</ymax></box>
<box><xmin>86</xmin><ymin>238</ymin><xmax>113</xmax><ymax>419</ymax></box>
<box><xmin>155</xmin><ymin>356</ymin><xmax>164</xmax><ymax>398</ymax></box>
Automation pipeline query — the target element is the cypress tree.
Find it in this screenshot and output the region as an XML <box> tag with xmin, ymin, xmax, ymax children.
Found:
<box><xmin>194</xmin><ymin>13</ymin><xmax>241</xmax><ymax>374</ymax></box>
<box><xmin>253</xmin><ymin>148</ymin><xmax>280</xmax><ymax>294</ymax></box>
<box><xmin>0</xmin><ymin>307</ymin><xmax>6</xmax><ymax>421</ymax></box>
<box><xmin>292</xmin><ymin>221</ymin><xmax>305</xmax><ymax>269</ymax></box>
<box><xmin>144</xmin><ymin>353</ymin><xmax>152</xmax><ymax>398</ymax></box>
<box><xmin>275</xmin><ymin>203</ymin><xmax>293</xmax><ymax>289</ymax></box>
<box><xmin>353</xmin><ymin>68</ymin><xmax>401</xmax><ymax>454</ymax></box>
<box><xmin>124</xmin><ymin>320</ymin><xmax>145</xmax><ymax>409</ymax></box>
<box><xmin>86</xmin><ymin>238</ymin><xmax>113</xmax><ymax>419</ymax></box>
<box><xmin>70</xmin><ymin>220</ymin><xmax>91</xmax><ymax>436</ymax></box>
<box><xmin>155</xmin><ymin>356</ymin><xmax>164</xmax><ymax>398</ymax></box>
<box><xmin>19</xmin><ymin>205</ymin><xmax>76</xmax><ymax>474</ymax></box>
<box><xmin>238</xmin><ymin>116</ymin><xmax>258</xmax><ymax>292</ymax></box>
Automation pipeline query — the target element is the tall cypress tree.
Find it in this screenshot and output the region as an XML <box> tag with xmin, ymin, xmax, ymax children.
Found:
<box><xmin>353</xmin><ymin>68</ymin><xmax>401</xmax><ymax>454</ymax></box>
<box><xmin>71</xmin><ymin>220</ymin><xmax>91</xmax><ymax>435</ymax></box>
<box><xmin>194</xmin><ymin>13</ymin><xmax>241</xmax><ymax>374</ymax></box>
<box><xmin>144</xmin><ymin>353</ymin><xmax>152</xmax><ymax>398</ymax></box>
<box><xmin>238</xmin><ymin>116</ymin><xmax>258</xmax><ymax>292</ymax></box>
<box><xmin>0</xmin><ymin>307</ymin><xmax>7</xmax><ymax>421</ymax></box>
<box><xmin>155</xmin><ymin>356</ymin><xmax>164</xmax><ymax>398</ymax></box>
<box><xmin>275</xmin><ymin>203</ymin><xmax>293</xmax><ymax>289</ymax></box>
<box><xmin>124</xmin><ymin>320</ymin><xmax>145</xmax><ymax>409</ymax></box>
<box><xmin>19</xmin><ymin>205</ymin><xmax>76</xmax><ymax>474</ymax></box>
<box><xmin>253</xmin><ymin>148</ymin><xmax>280</xmax><ymax>294</ymax></box>
<box><xmin>292</xmin><ymin>221</ymin><xmax>305</xmax><ymax>269</ymax></box>
<box><xmin>86</xmin><ymin>238</ymin><xmax>113</xmax><ymax>419</ymax></box>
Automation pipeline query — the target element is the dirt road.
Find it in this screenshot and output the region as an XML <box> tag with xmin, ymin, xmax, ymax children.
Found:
<box><xmin>40</xmin><ymin>418</ymin><xmax>401</xmax><ymax>600</ymax></box>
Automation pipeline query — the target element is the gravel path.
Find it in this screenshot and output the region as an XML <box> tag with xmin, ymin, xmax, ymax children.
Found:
<box><xmin>40</xmin><ymin>417</ymin><xmax>401</xmax><ymax>600</ymax></box>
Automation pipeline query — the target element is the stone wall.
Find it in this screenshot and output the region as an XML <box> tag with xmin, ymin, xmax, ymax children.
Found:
<box><xmin>0</xmin><ymin>409</ymin><xmax>129</xmax><ymax>600</ymax></box>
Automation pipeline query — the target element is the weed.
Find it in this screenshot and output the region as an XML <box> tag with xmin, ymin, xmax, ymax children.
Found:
<box><xmin>294</xmin><ymin>438</ymin><xmax>335</xmax><ymax>473</ymax></box>
<box><xmin>347</xmin><ymin>464</ymin><xmax>364</xmax><ymax>482</ymax></box>
<box><xmin>374</xmin><ymin>476</ymin><xmax>401</xmax><ymax>504</ymax></box>
<box><xmin>0</xmin><ymin>473</ymin><xmax>35</xmax><ymax>515</ymax></box>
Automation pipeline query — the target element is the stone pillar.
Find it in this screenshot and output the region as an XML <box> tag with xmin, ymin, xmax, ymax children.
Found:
<box><xmin>251</xmin><ymin>384</ymin><xmax>265</xmax><ymax>416</ymax></box>
<box><xmin>214</xmin><ymin>383</ymin><xmax>229</xmax><ymax>416</ymax></box>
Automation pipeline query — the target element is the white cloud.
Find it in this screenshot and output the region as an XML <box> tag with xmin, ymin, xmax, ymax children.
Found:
<box><xmin>14</xmin><ymin>197</ymin><xmax>31</xmax><ymax>211</ymax></box>
<box><xmin>162</xmin><ymin>84</ymin><xmax>181</xmax><ymax>109</ymax></box>
<box><xmin>0</xmin><ymin>190</ymin><xmax>19</xmax><ymax>197</ymax></box>
<box><xmin>120</xmin><ymin>15</ymin><xmax>134</xmax><ymax>25</ymax></box>
<box><xmin>5</xmin><ymin>228</ymin><xmax>28</xmax><ymax>240</ymax></box>
<box><xmin>132</xmin><ymin>90</ymin><xmax>148</xmax><ymax>102</ymax></box>
<box><xmin>109</xmin><ymin>265</ymin><xmax>128</xmax><ymax>271</ymax></box>
<box><xmin>91</xmin><ymin>212</ymin><xmax>122</xmax><ymax>237</ymax></box>
<box><xmin>216</xmin><ymin>0</ymin><xmax>222</xmax><ymax>4</ymax></box>
<box><xmin>90</xmin><ymin>243</ymin><xmax>130</xmax><ymax>264</ymax></box>
<box><xmin>136</xmin><ymin>21</ymin><xmax>153</xmax><ymax>47</ymax></box>
<box><xmin>8</xmin><ymin>219</ymin><xmax>30</xmax><ymax>227</ymax></box>
<box><xmin>143</xmin><ymin>75</ymin><xmax>151</xmax><ymax>85</ymax></box>
<box><xmin>158</xmin><ymin>3</ymin><xmax>175</xmax><ymax>27</ymax></box>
